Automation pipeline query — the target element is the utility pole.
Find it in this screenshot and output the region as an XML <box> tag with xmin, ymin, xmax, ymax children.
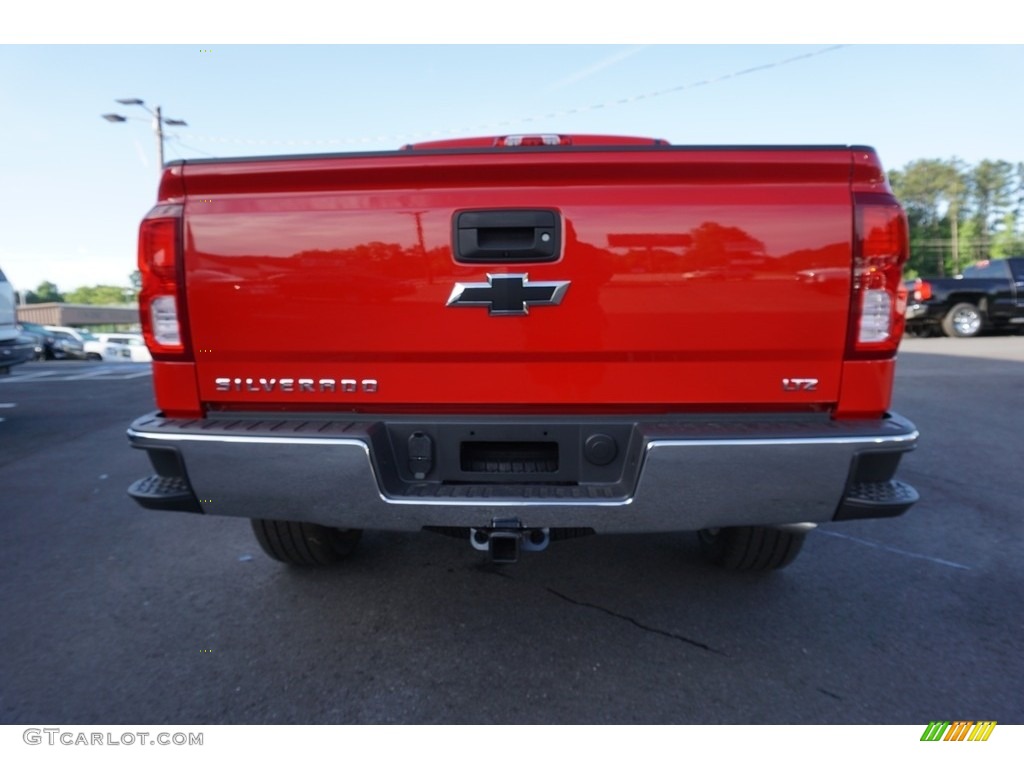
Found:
<box><xmin>102</xmin><ymin>99</ymin><xmax>188</xmax><ymax>174</ymax></box>
<box><xmin>154</xmin><ymin>105</ymin><xmax>165</xmax><ymax>168</ymax></box>
<box><xmin>951</xmin><ymin>208</ymin><xmax>960</xmax><ymax>276</ymax></box>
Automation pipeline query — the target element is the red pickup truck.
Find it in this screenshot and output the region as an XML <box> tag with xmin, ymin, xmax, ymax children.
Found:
<box><xmin>126</xmin><ymin>135</ymin><xmax>918</xmax><ymax>570</ymax></box>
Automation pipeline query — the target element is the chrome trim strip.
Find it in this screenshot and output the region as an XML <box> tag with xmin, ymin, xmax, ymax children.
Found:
<box><xmin>646</xmin><ymin>431</ymin><xmax>919</xmax><ymax>450</ymax></box>
<box><xmin>382</xmin><ymin>496</ymin><xmax>631</xmax><ymax>508</ymax></box>
<box><xmin>126</xmin><ymin>428</ymin><xmax>367</xmax><ymax>449</ymax></box>
<box><xmin>128</xmin><ymin>428</ymin><xmax>918</xmax><ymax>450</ymax></box>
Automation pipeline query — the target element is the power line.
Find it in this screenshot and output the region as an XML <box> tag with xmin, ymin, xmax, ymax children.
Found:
<box><xmin>164</xmin><ymin>134</ymin><xmax>217</xmax><ymax>159</ymax></box>
<box><xmin>176</xmin><ymin>45</ymin><xmax>847</xmax><ymax>149</ymax></box>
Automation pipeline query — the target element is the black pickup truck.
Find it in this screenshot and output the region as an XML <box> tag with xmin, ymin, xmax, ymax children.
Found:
<box><xmin>906</xmin><ymin>257</ymin><xmax>1024</xmax><ymax>337</ymax></box>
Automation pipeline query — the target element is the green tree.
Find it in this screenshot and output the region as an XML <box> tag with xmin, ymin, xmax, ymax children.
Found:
<box><xmin>24</xmin><ymin>280</ymin><xmax>64</xmax><ymax>304</ymax></box>
<box><xmin>889</xmin><ymin>158</ymin><xmax>967</xmax><ymax>276</ymax></box>
<box><xmin>958</xmin><ymin>219</ymin><xmax>982</xmax><ymax>269</ymax></box>
<box><xmin>1015</xmin><ymin>163</ymin><xmax>1024</xmax><ymax>221</ymax></box>
<box><xmin>967</xmin><ymin>159</ymin><xmax>1016</xmax><ymax>261</ymax></box>
<box><xmin>64</xmin><ymin>284</ymin><xmax>135</xmax><ymax>305</ymax></box>
<box><xmin>991</xmin><ymin>212</ymin><xmax>1024</xmax><ymax>258</ymax></box>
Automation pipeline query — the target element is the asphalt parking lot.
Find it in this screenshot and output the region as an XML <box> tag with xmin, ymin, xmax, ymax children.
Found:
<box><xmin>1</xmin><ymin>340</ymin><xmax>1022</xmax><ymax>725</ymax></box>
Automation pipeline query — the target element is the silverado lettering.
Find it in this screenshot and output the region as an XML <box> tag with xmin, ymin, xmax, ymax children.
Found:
<box><xmin>127</xmin><ymin>134</ymin><xmax>919</xmax><ymax>571</ymax></box>
<box><xmin>214</xmin><ymin>377</ymin><xmax>379</xmax><ymax>394</ymax></box>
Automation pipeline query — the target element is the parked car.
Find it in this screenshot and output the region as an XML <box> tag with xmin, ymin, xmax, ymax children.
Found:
<box><xmin>18</xmin><ymin>321</ymin><xmax>56</xmax><ymax>360</ymax></box>
<box><xmin>42</xmin><ymin>327</ymin><xmax>88</xmax><ymax>360</ymax></box>
<box><xmin>1</xmin><ymin>266</ymin><xmax>36</xmax><ymax>374</ymax></box>
<box><xmin>85</xmin><ymin>333</ymin><xmax>152</xmax><ymax>362</ymax></box>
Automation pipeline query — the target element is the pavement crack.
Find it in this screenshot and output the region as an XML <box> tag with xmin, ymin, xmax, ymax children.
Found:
<box><xmin>546</xmin><ymin>587</ymin><xmax>726</xmax><ymax>655</ymax></box>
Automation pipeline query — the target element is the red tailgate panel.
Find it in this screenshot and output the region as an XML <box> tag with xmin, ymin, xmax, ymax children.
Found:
<box><xmin>181</xmin><ymin>148</ymin><xmax>855</xmax><ymax>411</ymax></box>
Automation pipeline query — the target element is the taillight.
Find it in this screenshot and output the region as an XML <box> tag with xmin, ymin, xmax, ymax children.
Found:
<box><xmin>848</xmin><ymin>193</ymin><xmax>909</xmax><ymax>359</ymax></box>
<box><xmin>913</xmin><ymin>278</ymin><xmax>932</xmax><ymax>302</ymax></box>
<box><xmin>138</xmin><ymin>203</ymin><xmax>190</xmax><ymax>359</ymax></box>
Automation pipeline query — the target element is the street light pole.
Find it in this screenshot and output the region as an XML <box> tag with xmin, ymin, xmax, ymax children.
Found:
<box><xmin>154</xmin><ymin>105</ymin><xmax>164</xmax><ymax>168</ymax></box>
<box><xmin>102</xmin><ymin>99</ymin><xmax>187</xmax><ymax>174</ymax></box>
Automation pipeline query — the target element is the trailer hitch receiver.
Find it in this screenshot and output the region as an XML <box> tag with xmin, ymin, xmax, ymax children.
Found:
<box><xmin>470</xmin><ymin>518</ymin><xmax>550</xmax><ymax>563</ymax></box>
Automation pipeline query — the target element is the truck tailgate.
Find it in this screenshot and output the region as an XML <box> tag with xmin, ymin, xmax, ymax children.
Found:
<box><xmin>180</xmin><ymin>148</ymin><xmax>856</xmax><ymax>410</ymax></box>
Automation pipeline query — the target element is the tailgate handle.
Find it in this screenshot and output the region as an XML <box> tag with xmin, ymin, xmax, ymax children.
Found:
<box><xmin>453</xmin><ymin>209</ymin><xmax>560</xmax><ymax>263</ymax></box>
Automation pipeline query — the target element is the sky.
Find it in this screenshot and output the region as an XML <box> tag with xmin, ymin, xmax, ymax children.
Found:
<box><xmin>2</xmin><ymin>41</ymin><xmax>1023</xmax><ymax>295</ymax></box>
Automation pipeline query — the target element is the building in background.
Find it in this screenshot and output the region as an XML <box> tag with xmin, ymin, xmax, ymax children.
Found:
<box><xmin>16</xmin><ymin>302</ymin><xmax>140</xmax><ymax>331</ymax></box>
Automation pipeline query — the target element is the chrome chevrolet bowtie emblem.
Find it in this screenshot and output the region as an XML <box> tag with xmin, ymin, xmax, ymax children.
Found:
<box><xmin>446</xmin><ymin>273</ymin><xmax>570</xmax><ymax>316</ymax></box>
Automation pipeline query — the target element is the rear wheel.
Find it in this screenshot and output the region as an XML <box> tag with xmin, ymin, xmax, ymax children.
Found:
<box><xmin>941</xmin><ymin>302</ymin><xmax>983</xmax><ymax>337</ymax></box>
<box><xmin>251</xmin><ymin>519</ymin><xmax>362</xmax><ymax>566</ymax></box>
<box><xmin>697</xmin><ymin>526</ymin><xmax>805</xmax><ymax>571</ymax></box>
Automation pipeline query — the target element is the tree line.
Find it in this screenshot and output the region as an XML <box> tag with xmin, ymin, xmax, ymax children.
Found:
<box><xmin>22</xmin><ymin>273</ymin><xmax>140</xmax><ymax>305</ymax></box>
<box><xmin>889</xmin><ymin>158</ymin><xmax>1024</xmax><ymax>278</ymax></box>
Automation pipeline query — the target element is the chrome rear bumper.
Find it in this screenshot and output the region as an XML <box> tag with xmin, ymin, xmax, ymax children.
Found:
<box><xmin>127</xmin><ymin>411</ymin><xmax>918</xmax><ymax>533</ymax></box>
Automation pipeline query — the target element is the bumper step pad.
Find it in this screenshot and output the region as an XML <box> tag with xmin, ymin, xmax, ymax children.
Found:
<box><xmin>834</xmin><ymin>479</ymin><xmax>919</xmax><ymax>520</ymax></box>
<box><xmin>127</xmin><ymin>475</ymin><xmax>202</xmax><ymax>513</ymax></box>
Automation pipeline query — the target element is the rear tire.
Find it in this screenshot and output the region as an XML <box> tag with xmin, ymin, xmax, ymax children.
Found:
<box><xmin>251</xmin><ymin>519</ymin><xmax>362</xmax><ymax>566</ymax></box>
<box><xmin>941</xmin><ymin>302</ymin><xmax>983</xmax><ymax>337</ymax></box>
<box><xmin>697</xmin><ymin>526</ymin><xmax>805</xmax><ymax>571</ymax></box>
